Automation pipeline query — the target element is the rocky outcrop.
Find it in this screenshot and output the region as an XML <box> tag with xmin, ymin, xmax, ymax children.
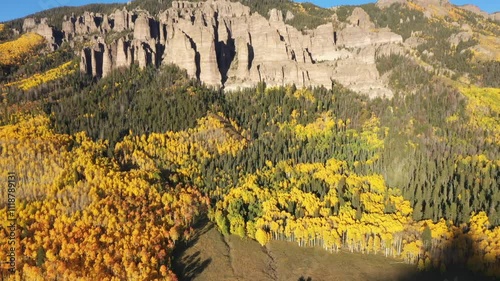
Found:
<box><xmin>81</xmin><ymin>37</ymin><xmax>108</xmax><ymax>77</ymax></box>
<box><xmin>491</xmin><ymin>12</ymin><xmax>500</xmax><ymax>22</ymax></box>
<box><xmin>64</xmin><ymin>6</ymin><xmax>163</xmax><ymax>78</ymax></box>
<box><xmin>62</xmin><ymin>15</ymin><xmax>76</xmax><ymax>40</ymax></box>
<box><xmin>347</xmin><ymin>7</ymin><xmax>375</xmax><ymax>30</ymax></box>
<box><xmin>337</xmin><ymin>26</ymin><xmax>402</xmax><ymax>49</ymax></box>
<box><xmin>22</xmin><ymin>17</ymin><xmax>58</xmax><ymax>49</ymax></box>
<box><xmin>35</xmin><ymin>20</ymin><xmax>56</xmax><ymax>44</ymax></box>
<box><xmin>80</xmin><ymin>48</ymin><xmax>91</xmax><ymax>74</ymax></box>
<box><xmin>81</xmin><ymin>35</ymin><xmax>162</xmax><ymax>77</ymax></box>
<box><xmin>60</xmin><ymin>9</ymin><xmax>133</xmax><ymax>40</ymax></box>
<box><xmin>102</xmin><ymin>43</ymin><xmax>113</xmax><ymax>77</ymax></box>
<box><xmin>164</xmin><ymin>31</ymin><xmax>198</xmax><ymax>79</ymax></box>
<box><xmin>172</xmin><ymin>1</ymin><xmax>203</xmax><ymax>9</ymax></box>
<box><xmin>268</xmin><ymin>9</ymin><xmax>284</xmax><ymax>22</ymax></box>
<box><xmin>405</xmin><ymin>34</ymin><xmax>426</xmax><ymax>48</ymax></box>
<box><xmin>111</xmin><ymin>8</ymin><xmax>131</xmax><ymax>32</ymax></box>
<box><xmin>68</xmin><ymin>1</ymin><xmax>404</xmax><ymax>97</ymax></box>
<box><xmin>162</xmin><ymin>4</ymin><xmax>223</xmax><ymax>85</ymax></box>
<box><xmin>115</xmin><ymin>38</ymin><xmax>131</xmax><ymax>69</ymax></box>
<box><xmin>75</xmin><ymin>12</ymin><xmax>100</xmax><ymax>34</ymax></box>
<box><xmin>133</xmin><ymin>14</ymin><xmax>154</xmax><ymax>41</ymax></box>
<box><xmin>448</xmin><ymin>31</ymin><xmax>473</xmax><ymax>46</ymax></box>
<box><xmin>376</xmin><ymin>43</ymin><xmax>405</xmax><ymax>58</ymax></box>
<box><xmin>22</xmin><ymin>18</ymin><xmax>37</xmax><ymax>32</ymax></box>
<box><xmin>101</xmin><ymin>14</ymin><xmax>111</xmax><ymax>33</ymax></box>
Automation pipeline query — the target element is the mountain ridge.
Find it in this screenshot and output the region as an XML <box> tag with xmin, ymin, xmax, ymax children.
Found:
<box><xmin>4</xmin><ymin>0</ymin><xmax>498</xmax><ymax>98</ymax></box>
<box><xmin>13</xmin><ymin>0</ymin><xmax>402</xmax><ymax>98</ymax></box>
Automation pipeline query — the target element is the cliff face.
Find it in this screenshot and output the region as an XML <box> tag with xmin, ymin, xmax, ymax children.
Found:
<box><xmin>22</xmin><ymin>18</ymin><xmax>59</xmax><ymax>50</ymax></box>
<box><xmin>24</xmin><ymin>0</ymin><xmax>406</xmax><ymax>98</ymax></box>
<box><xmin>158</xmin><ymin>1</ymin><xmax>403</xmax><ymax>97</ymax></box>
<box><xmin>492</xmin><ymin>12</ymin><xmax>500</xmax><ymax>22</ymax></box>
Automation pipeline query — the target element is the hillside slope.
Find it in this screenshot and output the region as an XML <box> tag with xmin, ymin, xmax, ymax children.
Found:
<box><xmin>0</xmin><ymin>0</ymin><xmax>499</xmax><ymax>280</ymax></box>
<box><xmin>174</xmin><ymin>221</ymin><xmax>495</xmax><ymax>281</ymax></box>
<box><xmin>174</xmin><ymin>221</ymin><xmax>419</xmax><ymax>281</ymax></box>
<box><xmin>2</xmin><ymin>0</ymin><xmax>499</xmax><ymax>96</ymax></box>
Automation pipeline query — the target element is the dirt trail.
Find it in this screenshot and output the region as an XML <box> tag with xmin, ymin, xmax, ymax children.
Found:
<box><xmin>220</xmin><ymin>233</ymin><xmax>237</xmax><ymax>277</ymax></box>
<box><xmin>263</xmin><ymin>244</ymin><xmax>278</xmax><ymax>280</ymax></box>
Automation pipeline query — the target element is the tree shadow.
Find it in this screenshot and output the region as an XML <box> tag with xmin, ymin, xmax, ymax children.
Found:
<box><xmin>174</xmin><ymin>250</ymin><xmax>212</xmax><ymax>281</ymax></box>
<box><xmin>398</xmin><ymin>231</ymin><xmax>498</xmax><ymax>281</ymax></box>
<box><xmin>181</xmin><ymin>217</ymin><xmax>213</xmax><ymax>249</ymax></box>
<box><xmin>172</xmin><ymin>217</ymin><xmax>213</xmax><ymax>281</ymax></box>
<box><xmin>298</xmin><ymin>277</ymin><xmax>312</xmax><ymax>281</ymax></box>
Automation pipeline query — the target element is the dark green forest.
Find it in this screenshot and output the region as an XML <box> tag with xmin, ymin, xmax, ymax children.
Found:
<box><xmin>3</xmin><ymin>55</ymin><xmax>499</xmax><ymax>227</ymax></box>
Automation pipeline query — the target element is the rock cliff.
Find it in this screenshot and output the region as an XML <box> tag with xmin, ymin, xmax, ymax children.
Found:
<box><xmin>492</xmin><ymin>12</ymin><xmax>500</xmax><ymax>22</ymax></box>
<box><xmin>22</xmin><ymin>17</ymin><xmax>59</xmax><ymax>49</ymax></box>
<box><xmin>24</xmin><ymin>0</ymin><xmax>406</xmax><ymax>98</ymax></box>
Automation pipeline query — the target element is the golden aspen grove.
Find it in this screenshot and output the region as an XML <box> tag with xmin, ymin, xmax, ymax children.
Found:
<box><xmin>1</xmin><ymin>0</ymin><xmax>500</xmax><ymax>280</ymax></box>
<box><xmin>0</xmin><ymin>33</ymin><xmax>45</xmax><ymax>67</ymax></box>
<box><xmin>6</xmin><ymin>61</ymin><xmax>77</xmax><ymax>91</ymax></box>
<box><xmin>0</xmin><ymin>115</ymin><xmax>209</xmax><ymax>280</ymax></box>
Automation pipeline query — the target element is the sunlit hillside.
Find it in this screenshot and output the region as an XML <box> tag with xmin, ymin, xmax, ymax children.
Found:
<box><xmin>0</xmin><ymin>0</ymin><xmax>499</xmax><ymax>280</ymax></box>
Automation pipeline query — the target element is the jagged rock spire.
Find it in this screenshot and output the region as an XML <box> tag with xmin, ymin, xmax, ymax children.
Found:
<box><xmin>34</xmin><ymin>0</ymin><xmax>405</xmax><ymax>98</ymax></box>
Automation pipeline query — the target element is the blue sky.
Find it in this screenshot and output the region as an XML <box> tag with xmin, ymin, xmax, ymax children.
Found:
<box><xmin>1</xmin><ymin>0</ymin><xmax>499</xmax><ymax>22</ymax></box>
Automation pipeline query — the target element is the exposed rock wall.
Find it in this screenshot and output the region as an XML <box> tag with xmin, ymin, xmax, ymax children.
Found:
<box><xmin>172</xmin><ymin>1</ymin><xmax>203</xmax><ymax>9</ymax></box>
<box><xmin>111</xmin><ymin>8</ymin><xmax>131</xmax><ymax>31</ymax></box>
<box><xmin>133</xmin><ymin>14</ymin><xmax>153</xmax><ymax>41</ymax></box>
<box><xmin>81</xmin><ymin>37</ymin><xmax>109</xmax><ymax>77</ymax></box>
<box><xmin>62</xmin><ymin>15</ymin><xmax>76</xmax><ymax>40</ymax></box>
<box><xmin>22</xmin><ymin>18</ymin><xmax>37</xmax><ymax>31</ymax></box>
<box><xmin>31</xmin><ymin>0</ymin><xmax>405</xmax><ymax>98</ymax></box>
<box><xmin>490</xmin><ymin>12</ymin><xmax>500</xmax><ymax>22</ymax></box>
<box><xmin>35</xmin><ymin>21</ymin><xmax>56</xmax><ymax>44</ymax></box>
<box><xmin>101</xmin><ymin>15</ymin><xmax>111</xmax><ymax>33</ymax></box>
<box><xmin>348</xmin><ymin>7</ymin><xmax>375</xmax><ymax>29</ymax></box>
<box><xmin>22</xmin><ymin>17</ymin><xmax>58</xmax><ymax>49</ymax></box>
<box><xmin>75</xmin><ymin>12</ymin><xmax>99</xmax><ymax>34</ymax></box>
<box><xmin>159</xmin><ymin>0</ymin><xmax>402</xmax><ymax>97</ymax></box>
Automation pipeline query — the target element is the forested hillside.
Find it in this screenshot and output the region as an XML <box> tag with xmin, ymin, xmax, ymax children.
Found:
<box><xmin>0</xmin><ymin>0</ymin><xmax>499</xmax><ymax>280</ymax></box>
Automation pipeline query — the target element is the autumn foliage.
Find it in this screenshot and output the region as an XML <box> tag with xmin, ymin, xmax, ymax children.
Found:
<box><xmin>210</xmin><ymin>159</ymin><xmax>500</xmax><ymax>277</ymax></box>
<box><xmin>0</xmin><ymin>115</ymin><xmax>209</xmax><ymax>280</ymax></box>
<box><xmin>0</xmin><ymin>44</ymin><xmax>499</xmax><ymax>280</ymax></box>
<box><xmin>0</xmin><ymin>33</ymin><xmax>45</xmax><ymax>67</ymax></box>
<box><xmin>6</xmin><ymin>61</ymin><xmax>77</xmax><ymax>90</ymax></box>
